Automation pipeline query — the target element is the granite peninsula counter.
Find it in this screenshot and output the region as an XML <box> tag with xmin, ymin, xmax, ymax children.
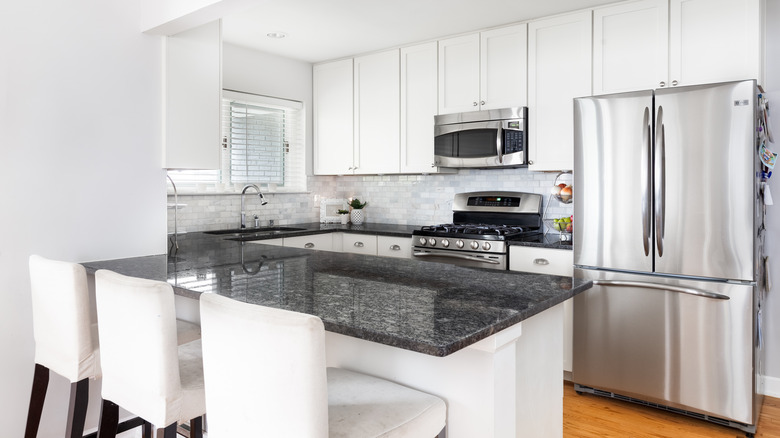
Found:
<box><xmin>83</xmin><ymin>232</ymin><xmax>590</xmax><ymax>437</ymax></box>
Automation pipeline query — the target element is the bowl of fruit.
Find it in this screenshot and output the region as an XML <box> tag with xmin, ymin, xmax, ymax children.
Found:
<box><xmin>550</xmin><ymin>171</ymin><xmax>573</xmax><ymax>204</ymax></box>
<box><xmin>545</xmin><ymin>216</ymin><xmax>573</xmax><ymax>234</ymax></box>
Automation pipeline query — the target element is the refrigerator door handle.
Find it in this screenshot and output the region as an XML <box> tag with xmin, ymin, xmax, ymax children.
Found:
<box><xmin>642</xmin><ymin>107</ymin><xmax>651</xmax><ymax>257</ymax></box>
<box><xmin>654</xmin><ymin>106</ymin><xmax>665</xmax><ymax>257</ymax></box>
<box><xmin>592</xmin><ymin>280</ymin><xmax>730</xmax><ymax>300</ymax></box>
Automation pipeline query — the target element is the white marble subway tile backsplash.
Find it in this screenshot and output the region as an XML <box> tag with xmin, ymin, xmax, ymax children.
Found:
<box><xmin>168</xmin><ymin>168</ymin><xmax>573</xmax><ymax>233</ymax></box>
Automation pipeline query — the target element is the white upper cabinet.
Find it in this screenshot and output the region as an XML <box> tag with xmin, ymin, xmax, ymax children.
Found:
<box><xmin>163</xmin><ymin>20</ymin><xmax>221</xmax><ymax>169</ymax></box>
<box><xmin>313</xmin><ymin>59</ymin><xmax>354</xmax><ymax>175</ymax></box>
<box><xmin>670</xmin><ymin>0</ymin><xmax>762</xmax><ymax>87</ymax></box>
<box><xmin>480</xmin><ymin>24</ymin><xmax>528</xmax><ymax>111</ymax></box>
<box><xmin>353</xmin><ymin>50</ymin><xmax>401</xmax><ymax>174</ymax></box>
<box><xmin>401</xmin><ymin>42</ymin><xmax>450</xmax><ymax>174</ymax></box>
<box><xmin>528</xmin><ymin>11</ymin><xmax>592</xmax><ymax>172</ymax></box>
<box><xmin>438</xmin><ymin>23</ymin><xmax>527</xmax><ymax>114</ymax></box>
<box><xmin>593</xmin><ymin>0</ymin><xmax>669</xmax><ymax>94</ymax></box>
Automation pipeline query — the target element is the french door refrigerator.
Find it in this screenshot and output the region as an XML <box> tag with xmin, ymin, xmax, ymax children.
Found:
<box><xmin>572</xmin><ymin>79</ymin><xmax>765</xmax><ymax>434</ymax></box>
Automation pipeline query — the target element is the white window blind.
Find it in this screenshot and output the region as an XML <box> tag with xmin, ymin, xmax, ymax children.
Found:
<box><xmin>168</xmin><ymin>90</ymin><xmax>305</xmax><ymax>192</ymax></box>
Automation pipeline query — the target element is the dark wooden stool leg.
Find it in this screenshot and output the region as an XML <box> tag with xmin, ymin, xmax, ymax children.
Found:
<box><xmin>24</xmin><ymin>363</ymin><xmax>50</xmax><ymax>438</ymax></box>
<box><xmin>160</xmin><ymin>423</ymin><xmax>177</xmax><ymax>438</ymax></box>
<box><xmin>190</xmin><ymin>416</ymin><xmax>203</xmax><ymax>438</ymax></box>
<box><xmin>142</xmin><ymin>421</ymin><xmax>153</xmax><ymax>438</ymax></box>
<box><xmin>65</xmin><ymin>378</ymin><xmax>89</xmax><ymax>438</ymax></box>
<box><xmin>97</xmin><ymin>399</ymin><xmax>119</xmax><ymax>438</ymax></box>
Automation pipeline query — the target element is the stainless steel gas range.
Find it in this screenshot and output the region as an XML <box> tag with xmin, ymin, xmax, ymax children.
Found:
<box><xmin>412</xmin><ymin>191</ymin><xmax>543</xmax><ymax>270</ymax></box>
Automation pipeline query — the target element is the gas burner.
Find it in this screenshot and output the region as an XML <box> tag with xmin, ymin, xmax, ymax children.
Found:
<box><xmin>421</xmin><ymin>223</ymin><xmax>529</xmax><ymax>236</ymax></box>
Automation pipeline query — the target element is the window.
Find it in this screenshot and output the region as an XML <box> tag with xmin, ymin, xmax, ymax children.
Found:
<box><xmin>168</xmin><ymin>90</ymin><xmax>305</xmax><ymax>192</ymax></box>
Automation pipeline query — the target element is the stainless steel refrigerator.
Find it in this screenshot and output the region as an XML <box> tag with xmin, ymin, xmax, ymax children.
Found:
<box><xmin>572</xmin><ymin>79</ymin><xmax>766</xmax><ymax>434</ymax></box>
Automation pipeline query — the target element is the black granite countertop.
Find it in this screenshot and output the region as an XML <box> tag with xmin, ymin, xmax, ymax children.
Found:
<box><xmin>509</xmin><ymin>233</ymin><xmax>574</xmax><ymax>250</ymax></box>
<box><xmin>207</xmin><ymin>222</ymin><xmax>421</xmax><ymax>242</ymax></box>
<box><xmin>84</xmin><ymin>232</ymin><xmax>590</xmax><ymax>357</ymax></box>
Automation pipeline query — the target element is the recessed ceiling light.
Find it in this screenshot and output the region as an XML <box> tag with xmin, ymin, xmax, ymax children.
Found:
<box><xmin>266</xmin><ymin>32</ymin><xmax>287</xmax><ymax>39</ymax></box>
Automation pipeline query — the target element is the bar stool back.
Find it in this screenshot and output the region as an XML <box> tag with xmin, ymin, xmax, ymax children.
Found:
<box><xmin>199</xmin><ymin>293</ymin><xmax>447</xmax><ymax>437</ymax></box>
<box><xmin>94</xmin><ymin>269</ymin><xmax>205</xmax><ymax>438</ymax></box>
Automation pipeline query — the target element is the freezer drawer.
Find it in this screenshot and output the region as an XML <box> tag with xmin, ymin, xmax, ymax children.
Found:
<box><xmin>572</xmin><ymin>268</ymin><xmax>755</xmax><ymax>425</ymax></box>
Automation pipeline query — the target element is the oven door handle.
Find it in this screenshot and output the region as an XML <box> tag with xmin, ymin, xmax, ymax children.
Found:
<box><xmin>413</xmin><ymin>252</ymin><xmax>502</xmax><ymax>265</ymax></box>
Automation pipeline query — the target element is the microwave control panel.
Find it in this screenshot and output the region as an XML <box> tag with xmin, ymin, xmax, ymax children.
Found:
<box><xmin>504</xmin><ymin>129</ymin><xmax>524</xmax><ymax>154</ymax></box>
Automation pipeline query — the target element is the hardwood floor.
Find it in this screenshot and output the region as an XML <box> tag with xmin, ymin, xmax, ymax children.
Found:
<box><xmin>563</xmin><ymin>381</ymin><xmax>780</xmax><ymax>437</ymax></box>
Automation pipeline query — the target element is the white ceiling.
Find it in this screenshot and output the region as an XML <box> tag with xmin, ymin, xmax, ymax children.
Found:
<box><xmin>222</xmin><ymin>0</ymin><xmax>616</xmax><ymax>63</ymax></box>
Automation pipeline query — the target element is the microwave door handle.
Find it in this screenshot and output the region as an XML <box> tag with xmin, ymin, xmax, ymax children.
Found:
<box><xmin>496</xmin><ymin>123</ymin><xmax>503</xmax><ymax>164</ymax></box>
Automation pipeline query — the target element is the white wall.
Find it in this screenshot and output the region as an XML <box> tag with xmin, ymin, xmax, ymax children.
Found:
<box><xmin>0</xmin><ymin>1</ymin><xmax>167</xmax><ymax>436</ymax></box>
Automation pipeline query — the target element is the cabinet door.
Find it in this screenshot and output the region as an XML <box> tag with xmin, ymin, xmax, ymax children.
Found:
<box><xmin>480</xmin><ymin>23</ymin><xmax>528</xmax><ymax>110</ymax></box>
<box><xmin>528</xmin><ymin>11</ymin><xmax>592</xmax><ymax>172</ymax></box>
<box><xmin>670</xmin><ymin>0</ymin><xmax>762</xmax><ymax>86</ymax></box>
<box><xmin>438</xmin><ymin>33</ymin><xmax>480</xmax><ymax>114</ymax></box>
<box><xmin>593</xmin><ymin>0</ymin><xmax>668</xmax><ymax>94</ymax></box>
<box><xmin>163</xmin><ymin>20</ymin><xmax>221</xmax><ymax>169</ymax></box>
<box><xmin>313</xmin><ymin>59</ymin><xmax>354</xmax><ymax>175</ymax></box>
<box><xmin>342</xmin><ymin>234</ymin><xmax>378</xmax><ymax>255</ymax></box>
<box><xmin>401</xmin><ymin>42</ymin><xmax>439</xmax><ymax>173</ymax></box>
<box><xmin>353</xmin><ymin>50</ymin><xmax>400</xmax><ymax>174</ymax></box>
<box><xmin>284</xmin><ymin>234</ymin><xmax>334</xmax><ymax>251</ymax></box>
<box><xmin>377</xmin><ymin>236</ymin><xmax>412</xmax><ymax>259</ymax></box>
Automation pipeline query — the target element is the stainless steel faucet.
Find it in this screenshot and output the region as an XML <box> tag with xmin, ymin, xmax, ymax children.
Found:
<box><xmin>240</xmin><ymin>184</ymin><xmax>267</xmax><ymax>228</ymax></box>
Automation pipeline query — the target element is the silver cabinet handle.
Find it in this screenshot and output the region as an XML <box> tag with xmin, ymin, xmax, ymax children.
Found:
<box><xmin>480</xmin><ymin>100</ymin><xmax>485</xmax><ymax>105</ymax></box>
<box><xmin>304</xmin><ymin>243</ymin><xmax>315</xmax><ymax>249</ymax></box>
<box><xmin>593</xmin><ymin>280</ymin><xmax>730</xmax><ymax>300</ymax></box>
<box><xmin>659</xmin><ymin>81</ymin><xmax>666</xmax><ymax>87</ymax></box>
<box><xmin>533</xmin><ymin>258</ymin><xmax>549</xmax><ymax>265</ymax></box>
<box><xmin>390</xmin><ymin>244</ymin><xmax>401</xmax><ymax>251</ymax></box>
<box><xmin>671</xmin><ymin>80</ymin><xmax>678</xmax><ymax>86</ymax></box>
<box><xmin>354</xmin><ymin>241</ymin><xmax>364</xmax><ymax>248</ymax></box>
<box><xmin>527</xmin><ymin>160</ymin><xmax>534</xmax><ymax>165</ymax></box>
<box><xmin>473</xmin><ymin>101</ymin><xmax>478</xmax><ymax>106</ymax></box>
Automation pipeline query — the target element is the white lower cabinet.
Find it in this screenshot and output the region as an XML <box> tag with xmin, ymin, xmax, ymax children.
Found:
<box><xmin>377</xmin><ymin>236</ymin><xmax>412</xmax><ymax>259</ymax></box>
<box><xmin>509</xmin><ymin>246</ymin><xmax>575</xmax><ymax>374</ymax></box>
<box><xmin>256</xmin><ymin>238</ymin><xmax>284</xmax><ymax>247</ymax></box>
<box><xmin>342</xmin><ymin>234</ymin><xmax>378</xmax><ymax>255</ymax></box>
<box><xmin>283</xmin><ymin>234</ymin><xmax>335</xmax><ymax>251</ymax></box>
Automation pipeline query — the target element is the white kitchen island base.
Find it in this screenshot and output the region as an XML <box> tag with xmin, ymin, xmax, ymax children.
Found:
<box><xmin>325</xmin><ymin>302</ymin><xmax>565</xmax><ymax>438</ymax></box>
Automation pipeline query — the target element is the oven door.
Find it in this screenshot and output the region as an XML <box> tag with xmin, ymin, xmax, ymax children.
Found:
<box><xmin>413</xmin><ymin>247</ymin><xmax>507</xmax><ymax>270</ymax></box>
<box><xmin>434</xmin><ymin>120</ymin><xmax>525</xmax><ymax>168</ymax></box>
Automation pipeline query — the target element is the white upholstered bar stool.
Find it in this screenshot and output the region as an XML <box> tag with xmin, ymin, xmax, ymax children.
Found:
<box><xmin>94</xmin><ymin>269</ymin><xmax>206</xmax><ymax>438</ymax></box>
<box><xmin>199</xmin><ymin>293</ymin><xmax>447</xmax><ymax>437</ymax></box>
<box><xmin>25</xmin><ymin>255</ymin><xmax>200</xmax><ymax>438</ymax></box>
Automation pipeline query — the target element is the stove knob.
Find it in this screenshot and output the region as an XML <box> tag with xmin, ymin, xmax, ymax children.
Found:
<box><xmin>441</xmin><ymin>239</ymin><xmax>450</xmax><ymax>248</ymax></box>
<box><xmin>482</xmin><ymin>242</ymin><xmax>491</xmax><ymax>251</ymax></box>
<box><xmin>470</xmin><ymin>241</ymin><xmax>479</xmax><ymax>250</ymax></box>
<box><xmin>418</xmin><ymin>237</ymin><xmax>427</xmax><ymax>246</ymax></box>
<box><xmin>428</xmin><ymin>238</ymin><xmax>437</xmax><ymax>246</ymax></box>
<box><xmin>456</xmin><ymin>240</ymin><xmax>464</xmax><ymax>248</ymax></box>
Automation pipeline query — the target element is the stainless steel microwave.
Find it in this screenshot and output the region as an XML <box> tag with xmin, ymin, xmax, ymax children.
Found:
<box><xmin>434</xmin><ymin>107</ymin><xmax>527</xmax><ymax>168</ymax></box>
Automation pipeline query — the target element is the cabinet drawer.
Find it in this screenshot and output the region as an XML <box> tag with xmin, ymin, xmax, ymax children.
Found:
<box><xmin>284</xmin><ymin>234</ymin><xmax>334</xmax><ymax>251</ymax></box>
<box><xmin>342</xmin><ymin>234</ymin><xmax>378</xmax><ymax>255</ymax></box>
<box><xmin>376</xmin><ymin>236</ymin><xmax>412</xmax><ymax>259</ymax></box>
<box><xmin>509</xmin><ymin>246</ymin><xmax>573</xmax><ymax>276</ymax></box>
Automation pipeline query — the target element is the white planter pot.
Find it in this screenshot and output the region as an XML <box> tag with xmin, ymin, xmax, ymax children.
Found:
<box><xmin>340</xmin><ymin>214</ymin><xmax>349</xmax><ymax>225</ymax></box>
<box><xmin>350</xmin><ymin>209</ymin><xmax>364</xmax><ymax>225</ymax></box>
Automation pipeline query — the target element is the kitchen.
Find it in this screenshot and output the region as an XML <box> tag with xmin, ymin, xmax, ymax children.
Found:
<box><xmin>3</xmin><ymin>0</ymin><xmax>780</xmax><ymax>437</ymax></box>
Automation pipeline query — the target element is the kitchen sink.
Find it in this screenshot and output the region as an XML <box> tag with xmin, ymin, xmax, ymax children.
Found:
<box><xmin>204</xmin><ymin>227</ymin><xmax>306</xmax><ymax>236</ymax></box>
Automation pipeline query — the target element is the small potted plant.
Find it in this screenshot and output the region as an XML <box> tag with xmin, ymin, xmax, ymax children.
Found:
<box><xmin>337</xmin><ymin>209</ymin><xmax>350</xmax><ymax>225</ymax></box>
<box><xmin>348</xmin><ymin>198</ymin><xmax>368</xmax><ymax>225</ymax></box>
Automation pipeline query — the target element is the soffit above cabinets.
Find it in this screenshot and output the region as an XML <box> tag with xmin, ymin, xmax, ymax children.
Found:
<box><xmin>221</xmin><ymin>0</ymin><xmax>616</xmax><ymax>63</ymax></box>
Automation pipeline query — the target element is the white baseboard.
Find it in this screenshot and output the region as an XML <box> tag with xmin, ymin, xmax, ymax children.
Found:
<box><xmin>762</xmin><ymin>375</ymin><xmax>780</xmax><ymax>398</ymax></box>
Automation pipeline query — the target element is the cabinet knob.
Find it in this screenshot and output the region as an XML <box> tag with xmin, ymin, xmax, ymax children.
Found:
<box><xmin>659</xmin><ymin>81</ymin><xmax>666</xmax><ymax>87</ymax></box>
<box><xmin>671</xmin><ymin>80</ymin><xmax>679</xmax><ymax>86</ymax></box>
<box><xmin>390</xmin><ymin>244</ymin><xmax>401</xmax><ymax>251</ymax></box>
<box><xmin>528</xmin><ymin>160</ymin><xmax>534</xmax><ymax>165</ymax></box>
<box><xmin>304</xmin><ymin>243</ymin><xmax>315</xmax><ymax>248</ymax></box>
<box><xmin>354</xmin><ymin>241</ymin><xmax>364</xmax><ymax>248</ymax></box>
<box><xmin>480</xmin><ymin>100</ymin><xmax>485</xmax><ymax>105</ymax></box>
<box><xmin>473</xmin><ymin>102</ymin><xmax>478</xmax><ymax>106</ymax></box>
<box><xmin>534</xmin><ymin>258</ymin><xmax>550</xmax><ymax>265</ymax></box>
